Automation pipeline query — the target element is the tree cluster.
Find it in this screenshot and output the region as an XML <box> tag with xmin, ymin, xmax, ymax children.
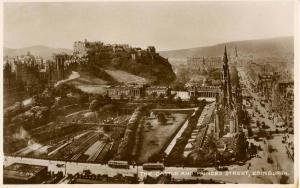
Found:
<box><xmin>115</xmin><ymin>105</ymin><xmax>147</xmax><ymax>161</ymax></box>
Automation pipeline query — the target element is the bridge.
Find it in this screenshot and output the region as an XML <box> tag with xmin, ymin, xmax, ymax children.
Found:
<box><xmin>69</xmin><ymin>123</ymin><xmax>127</xmax><ymax>129</ymax></box>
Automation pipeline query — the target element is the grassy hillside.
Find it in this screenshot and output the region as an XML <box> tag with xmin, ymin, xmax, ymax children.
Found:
<box><xmin>104</xmin><ymin>69</ymin><xmax>149</xmax><ymax>85</ymax></box>
<box><xmin>88</xmin><ymin>52</ymin><xmax>176</xmax><ymax>85</ymax></box>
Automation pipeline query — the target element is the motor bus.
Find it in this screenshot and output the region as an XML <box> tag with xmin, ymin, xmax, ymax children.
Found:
<box><xmin>142</xmin><ymin>163</ymin><xmax>165</xmax><ymax>171</ymax></box>
<box><xmin>108</xmin><ymin>160</ymin><xmax>130</xmax><ymax>169</ymax></box>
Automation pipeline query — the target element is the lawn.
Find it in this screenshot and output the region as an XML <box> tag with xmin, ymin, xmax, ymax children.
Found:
<box><xmin>76</xmin><ymin>85</ymin><xmax>108</xmax><ymax>95</ymax></box>
<box><xmin>137</xmin><ymin>113</ymin><xmax>188</xmax><ymax>163</ymax></box>
<box><xmin>104</xmin><ymin>69</ymin><xmax>149</xmax><ymax>84</ymax></box>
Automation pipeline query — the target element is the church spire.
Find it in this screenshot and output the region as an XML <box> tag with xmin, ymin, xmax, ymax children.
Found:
<box><xmin>235</xmin><ymin>46</ymin><xmax>238</xmax><ymax>57</ymax></box>
<box><xmin>222</xmin><ymin>45</ymin><xmax>233</xmax><ymax>109</ymax></box>
<box><xmin>223</xmin><ymin>46</ymin><xmax>228</xmax><ymax>65</ymax></box>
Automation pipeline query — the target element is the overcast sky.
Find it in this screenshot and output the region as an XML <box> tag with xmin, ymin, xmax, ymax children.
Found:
<box><xmin>4</xmin><ymin>1</ymin><xmax>294</xmax><ymax>51</ymax></box>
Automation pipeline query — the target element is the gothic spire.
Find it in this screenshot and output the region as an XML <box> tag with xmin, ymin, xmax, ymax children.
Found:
<box><xmin>223</xmin><ymin>46</ymin><xmax>228</xmax><ymax>65</ymax></box>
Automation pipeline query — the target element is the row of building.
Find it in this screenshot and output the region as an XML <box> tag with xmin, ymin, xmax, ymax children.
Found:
<box><xmin>186</xmin><ymin>47</ymin><xmax>243</xmax><ymax>72</ymax></box>
<box><xmin>182</xmin><ymin>46</ymin><xmax>244</xmax><ymax>160</ymax></box>
<box><xmin>4</xmin><ymin>39</ymin><xmax>162</xmax><ymax>100</ymax></box>
<box><xmin>4</xmin><ymin>53</ymin><xmax>76</xmax><ymax>96</ymax></box>
<box><xmin>105</xmin><ymin>84</ymin><xmax>221</xmax><ymax>101</ymax></box>
<box><xmin>187</xmin><ymin>56</ymin><xmax>223</xmax><ymax>72</ymax></box>
<box><xmin>256</xmin><ymin>72</ymin><xmax>294</xmax><ymax>127</ymax></box>
<box><xmin>73</xmin><ymin>39</ymin><xmax>158</xmax><ymax>62</ymax></box>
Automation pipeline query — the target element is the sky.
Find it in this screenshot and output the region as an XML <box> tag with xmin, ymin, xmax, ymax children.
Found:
<box><xmin>4</xmin><ymin>1</ymin><xmax>295</xmax><ymax>51</ymax></box>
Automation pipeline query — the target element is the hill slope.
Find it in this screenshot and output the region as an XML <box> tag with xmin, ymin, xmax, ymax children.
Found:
<box><xmin>160</xmin><ymin>36</ymin><xmax>293</xmax><ymax>60</ymax></box>
<box><xmin>4</xmin><ymin>45</ymin><xmax>73</xmax><ymax>60</ymax></box>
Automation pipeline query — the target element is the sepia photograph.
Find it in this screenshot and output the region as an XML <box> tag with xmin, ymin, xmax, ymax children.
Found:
<box><xmin>2</xmin><ymin>0</ymin><xmax>297</xmax><ymax>185</ymax></box>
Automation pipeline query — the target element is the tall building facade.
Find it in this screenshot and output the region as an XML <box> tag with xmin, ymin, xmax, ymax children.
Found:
<box><xmin>54</xmin><ymin>54</ymin><xmax>69</xmax><ymax>81</ymax></box>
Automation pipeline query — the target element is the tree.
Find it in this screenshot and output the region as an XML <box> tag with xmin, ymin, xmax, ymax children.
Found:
<box><xmin>190</xmin><ymin>95</ymin><xmax>198</xmax><ymax>103</ymax></box>
<box><xmin>103</xmin><ymin>94</ymin><xmax>111</xmax><ymax>103</ymax></box>
<box><xmin>235</xmin><ymin>132</ymin><xmax>248</xmax><ymax>160</ymax></box>
<box><xmin>175</xmin><ymin>97</ymin><xmax>183</xmax><ymax>106</ymax></box>
<box><xmin>280</xmin><ymin>175</ymin><xmax>289</xmax><ymax>184</ymax></box>
<box><xmin>267</xmin><ymin>157</ymin><xmax>273</xmax><ymax>164</ymax></box>
<box><xmin>167</xmin><ymin>94</ymin><xmax>175</xmax><ymax>103</ymax></box>
<box><xmin>157</xmin><ymin>113</ymin><xmax>167</xmax><ymax>125</ymax></box>
<box><xmin>103</xmin><ymin>125</ymin><xmax>110</xmax><ymax>132</ymax></box>
<box><xmin>249</xmin><ymin>143</ymin><xmax>257</xmax><ymax>156</ymax></box>
<box><xmin>32</xmin><ymin>95</ymin><xmax>41</xmax><ymax>106</ymax></box>
<box><xmin>79</xmin><ymin>92</ymin><xmax>89</xmax><ymax>105</ymax></box>
<box><xmin>241</xmin><ymin>109</ymin><xmax>250</xmax><ymax>126</ymax></box>
<box><xmin>89</xmin><ymin>99</ymin><xmax>100</xmax><ymax>111</ymax></box>
<box><xmin>89</xmin><ymin>100</ymin><xmax>100</xmax><ymax>121</ymax></box>
<box><xmin>247</xmin><ymin>127</ymin><xmax>253</xmax><ymax>137</ymax></box>
<box><xmin>148</xmin><ymin>152</ymin><xmax>162</xmax><ymax>162</ymax></box>
<box><xmin>151</xmin><ymin>92</ymin><xmax>157</xmax><ymax>99</ymax></box>
<box><xmin>158</xmin><ymin>93</ymin><xmax>165</xmax><ymax>103</ymax></box>
<box><xmin>256</xmin><ymin>121</ymin><xmax>261</xmax><ymax>127</ymax></box>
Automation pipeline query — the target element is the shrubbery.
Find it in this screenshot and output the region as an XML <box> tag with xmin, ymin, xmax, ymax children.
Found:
<box><xmin>115</xmin><ymin>105</ymin><xmax>147</xmax><ymax>161</ymax></box>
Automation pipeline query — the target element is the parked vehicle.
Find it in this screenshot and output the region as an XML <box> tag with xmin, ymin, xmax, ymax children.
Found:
<box><xmin>215</xmin><ymin>166</ymin><xmax>228</xmax><ymax>171</ymax></box>
<box><xmin>56</xmin><ymin>164</ymin><xmax>64</xmax><ymax>168</ymax></box>
<box><xmin>192</xmin><ymin>171</ymin><xmax>203</xmax><ymax>177</ymax></box>
<box><xmin>108</xmin><ymin>160</ymin><xmax>130</xmax><ymax>169</ymax></box>
<box><xmin>143</xmin><ymin>163</ymin><xmax>165</xmax><ymax>171</ymax></box>
<box><xmin>197</xmin><ymin>168</ymin><xmax>208</xmax><ymax>173</ymax></box>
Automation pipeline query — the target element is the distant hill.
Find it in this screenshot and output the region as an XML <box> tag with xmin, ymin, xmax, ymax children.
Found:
<box><xmin>159</xmin><ymin>36</ymin><xmax>293</xmax><ymax>60</ymax></box>
<box><xmin>4</xmin><ymin>45</ymin><xmax>73</xmax><ymax>60</ymax></box>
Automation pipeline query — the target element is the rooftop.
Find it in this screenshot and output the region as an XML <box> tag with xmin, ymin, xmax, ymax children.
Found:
<box><xmin>146</xmin><ymin>86</ymin><xmax>169</xmax><ymax>90</ymax></box>
<box><xmin>4</xmin><ymin>163</ymin><xmax>47</xmax><ymax>180</ymax></box>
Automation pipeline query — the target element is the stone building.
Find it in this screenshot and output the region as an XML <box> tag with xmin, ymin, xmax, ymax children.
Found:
<box><xmin>145</xmin><ymin>86</ymin><xmax>170</xmax><ymax>97</ymax></box>
<box><xmin>147</xmin><ymin>46</ymin><xmax>156</xmax><ymax>54</ymax></box>
<box><xmin>188</xmin><ymin>86</ymin><xmax>221</xmax><ymax>99</ymax></box>
<box><xmin>74</xmin><ymin>41</ymin><xmax>88</xmax><ymax>58</ymax></box>
<box><xmin>272</xmin><ymin>81</ymin><xmax>294</xmax><ymax>127</ymax></box>
<box><xmin>4</xmin><ymin>163</ymin><xmax>48</xmax><ymax>184</ymax></box>
<box><xmin>106</xmin><ymin>84</ymin><xmax>145</xmax><ymax>99</ymax></box>
<box><xmin>187</xmin><ymin>56</ymin><xmax>222</xmax><ymax>72</ymax></box>
<box><xmin>257</xmin><ymin>73</ymin><xmax>279</xmax><ymax>102</ymax></box>
<box><xmin>54</xmin><ymin>53</ymin><xmax>70</xmax><ymax>81</ymax></box>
